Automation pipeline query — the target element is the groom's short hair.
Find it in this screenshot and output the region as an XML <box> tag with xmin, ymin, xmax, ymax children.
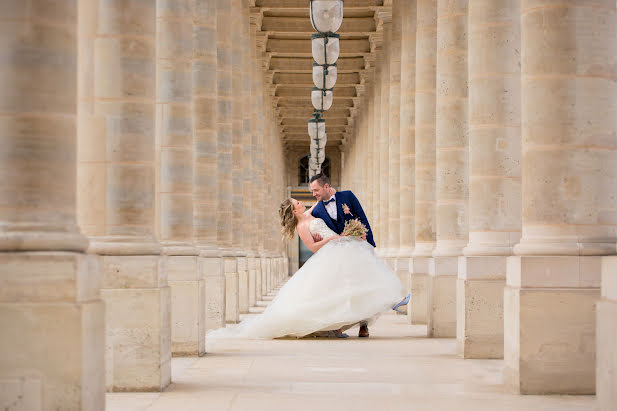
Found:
<box><xmin>309</xmin><ymin>173</ymin><xmax>330</xmax><ymax>187</ymax></box>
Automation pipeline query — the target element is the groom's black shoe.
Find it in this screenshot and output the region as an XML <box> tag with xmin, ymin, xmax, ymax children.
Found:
<box><xmin>358</xmin><ymin>324</ymin><xmax>369</xmax><ymax>338</ymax></box>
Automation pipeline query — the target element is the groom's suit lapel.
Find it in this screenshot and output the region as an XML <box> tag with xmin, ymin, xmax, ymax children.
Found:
<box><xmin>335</xmin><ymin>194</ymin><xmax>345</xmax><ymax>228</ymax></box>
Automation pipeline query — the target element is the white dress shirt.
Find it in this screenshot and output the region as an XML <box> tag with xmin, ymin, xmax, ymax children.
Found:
<box><xmin>324</xmin><ymin>194</ymin><xmax>337</xmax><ymax>220</ymax></box>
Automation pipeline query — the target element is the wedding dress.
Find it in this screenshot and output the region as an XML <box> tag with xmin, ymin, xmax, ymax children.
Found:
<box><xmin>207</xmin><ymin>218</ymin><xmax>404</xmax><ymax>342</ymax></box>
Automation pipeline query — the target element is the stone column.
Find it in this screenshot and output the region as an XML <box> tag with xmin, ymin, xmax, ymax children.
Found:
<box><xmin>231</xmin><ymin>0</ymin><xmax>247</xmax><ymax>321</ymax></box>
<box><xmin>457</xmin><ymin>0</ymin><xmax>520</xmax><ymax>359</ymax></box>
<box><xmin>245</xmin><ymin>8</ymin><xmax>257</xmax><ymax>311</ymax></box>
<box><xmin>156</xmin><ymin>0</ymin><xmax>204</xmax><ymax>357</ymax></box>
<box><xmin>410</xmin><ymin>0</ymin><xmax>437</xmax><ymax>325</ymax></box>
<box><xmin>372</xmin><ymin>62</ymin><xmax>382</xmax><ymax>247</ymax></box>
<box><xmin>388</xmin><ymin>1</ymin><xmax>405</xmax><ymax>297</ymax></box>
<box><xmin>78</xmin><ymin>0</ymin><xmax>171</xmax><ymax>391</ymax></box>
<box><xmin>216</xmin><ymin>0</ymin><xmax>239</xmax><ymax>324</ymax></box>
<box><xmin>379</xmin><ymin>20</ymin><xmax>391</xmax><ymax>259</ymax></box>
<box><xmin>505</xmin><ymin>0</ymin><xmax>617</xmax><ymax>394</ymax></box>
<box><xmin>399</xmin><ymin>0</ymin><xmax>417</xmax><ymax>322</ymax></box>
<box><xmin>1</xmin><ymin>3</ymin><xmax>105</xmax><ymax>408</ymax></box>
<box><xmin>193</xmin><ymin>0</ymin><xmax>225</xmax><ymax>333</ymax></box>
<box><xmin>599</xmin><ymin>257</ymin><xmax>617</xmax><ymax>410</ymax></box>
<box><xmin>429</xmin><ymin>0</ymin><xmax>468</xmax><ymax>338</ymax></box>
<box><xmin>252</xmin><ymin>29</ymin><xmax>264</xmax><ymax>305</ymax></box>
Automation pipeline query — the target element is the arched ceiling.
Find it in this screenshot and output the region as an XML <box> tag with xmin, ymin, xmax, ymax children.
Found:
<box><xmin>250</xmin><ymin>0</ymin><xmax>391</xmax><ymax>151</ymax></box>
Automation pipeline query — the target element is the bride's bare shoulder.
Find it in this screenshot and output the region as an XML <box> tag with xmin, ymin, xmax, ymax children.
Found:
<box><xmin>297</xmin><ymin>218</ymin><xmax>314</xmax><ymax>232</ymax></box>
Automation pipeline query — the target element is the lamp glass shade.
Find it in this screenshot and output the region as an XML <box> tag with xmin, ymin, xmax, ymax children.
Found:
<box><xmin>311</xmin><ymin>34</ymin><xmax>340</xmax><ymax>65</ymax></box>
<box><xmin>308</xmin><ymin>118</ymin><xmax>326</xmax><ymax>138</ymax></box>
<box><xmin>313</xmin><ymin>64</ymin><xmax>337</xmax><ymax>89</ymax></box>
<box><xmin>310</xmin><ymin>136</ymin><xmax>327</xmax><ymax>149</ymax></box>
<box><xmin>311</xmin><ymin>88</ymin><xmax>333</xmax><ymax>111</ymax></box>
<box><xmin>310</xmin><ymin>0</ymin><xmax>343</xmax><ymax>33</ymax></box>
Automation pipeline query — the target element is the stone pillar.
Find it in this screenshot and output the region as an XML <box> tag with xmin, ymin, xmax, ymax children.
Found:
<box><xmin>399</xmin><ymin>0</ymin><xmax>417</xmax><ymax>321</ymax></box>
<box><xmin>388</xmin><ymin>2</ymin><xmax>405</xmax><ymax>300</ymax></box>
<box><xmin>243</xmin><ymin>6</ymin><xmax>256</xmax><ymax>312</ymax></box>
<box><xmin>216</xmin><ymin>0</ymin><xmax>239</xmax><ymax>324</ymax></box>
<box><xmin>1</xmin><ymin>3</ymin><xmax>105</xmax><ymax>408</ymax></box>
<box><xmin>372</xmin><ymin>72</ymin><xmax>381</xmax><ymax>244</ymax></box>
<box><xmin>379</xmin><ymin>20</ymin><xmax>391</xmax><ymax>259</ymax></box>
<box><xmin>193</xmin><ymin>0</ymin><xmax>225</xmax><ymax>333</ymax></box>
<box><xmin>77</xmin><ymin>0</ymin><xmax>171</xmax><ymax>391</ymax></box>
<box><xmin>231</xmin><ymin>0</ymin><xmax>246</xmax><ymax>321</ymax></box>
<box><xmin>410</xmin><ymin>0</ymin><xmax>437</xmax><ymax>325</ymax></box>
<box><xmin>429</xmin><ymin>0</ymin><xmax>468</xmax><ymax>338</ymax></box>
<box><xmin>156</xmin><ymin>0</ymin><xmax>204</xmax><ymax>357</ymax></box>
<box><xmin>457</xmin><ymin>0</ymin><xmax>521</xmax><ymax>359</ymax></box>
<box><xmin>505</xmin><ymin>0</ymin><xmax>617</xmax><ymax>394</ymax></box>
<box><xmin>598</xmin><ymin>257</ymin><xmax>617</xmax><ymax>410</ymax></box>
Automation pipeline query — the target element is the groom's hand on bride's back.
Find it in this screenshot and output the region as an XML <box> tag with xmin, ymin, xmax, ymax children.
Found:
<box><xmin>312</xmin><ymin>233</ymin><xmax>323</xmax><ymax>242</ymax></box>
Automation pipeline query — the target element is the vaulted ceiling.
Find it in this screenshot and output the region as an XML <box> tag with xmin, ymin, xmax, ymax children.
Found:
<box><xmin>250</xmin><ymin>0</ymin><xmax>391</xmax><ymax>152</ymax></box>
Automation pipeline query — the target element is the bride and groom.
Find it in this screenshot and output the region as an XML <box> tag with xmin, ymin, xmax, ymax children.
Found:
<box><xmin>207</xmin><ymin>173</ymin><xmax>409</xmax><ymax>342</ymax></box>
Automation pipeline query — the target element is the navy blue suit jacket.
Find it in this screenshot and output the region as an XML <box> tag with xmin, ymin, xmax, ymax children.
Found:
<box><xmin>311</xmin><ymin>190</ymin><xmax>376</xmax><ymax>248</ymax></box>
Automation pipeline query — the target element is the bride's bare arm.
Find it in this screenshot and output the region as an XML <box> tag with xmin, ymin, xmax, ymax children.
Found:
<box><xmin>297</xmin><ymin>221</ymin><xmax>338</xmax><ymax>253</ymax></box>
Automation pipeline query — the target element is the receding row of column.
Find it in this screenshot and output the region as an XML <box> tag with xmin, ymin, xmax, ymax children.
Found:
<box><xmin>0</xmin><ymin>0</ymin><xmax>289</xmax><ymax>407</ymax></box>
<box><xmin>341</xmin><ymin>0</ymin><xmax>617</xmax><ymax>400</ymax></box>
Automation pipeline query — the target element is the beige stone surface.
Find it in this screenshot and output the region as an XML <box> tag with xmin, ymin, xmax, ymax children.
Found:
<box><xmin>102</xmin><ymin>256</ymin><xmax>171</xmax><ymax>392</ymax></box>
<box><xmin>0</xmin><ymin>252</ymin><xmax>105</xmax><ymax>411</ymax></box>
<box><xmin>168</xmin><ymin>256</ymin><xmax>204</xmax><ymax>356</ymax></box>
<box><xmin>456</xmin><ymin>276</ymin><xmax>505</xmax><ymax>359</ymax></box>
<box><xmin>107</xmin><ymin>313</ymin><xmax>594</xmax><ymax>411</ymax></box>
<box><xmin>224</xmin><ymin>257</ymin><xmax>239</xmax><ymax>324</ymax></box>
<box><xmin>597</xmin><ymin>256</ymin><xmax>617</xmax><ymax>410</ymax></box>
<box><xmin>504</xmin><ymin>286</ymin><xmax>599</xmax><ymax>394</ymax></box>
<box><xmin>514</xmin><ymin>0</ymin><xmax>617</xmax><ymax>256</ymax></box>
<box><xmin>413</xmin><ymin>0</ymin><xmax>437</xmax><ymax>259</ymax></box>
<box><xmin>409</xmin><ymin>266</ymin><xmax>429</xmax><ymax>325</ymax></box>
<box><xmin>202</xmin><ymin>256</ymin><xmax>226</xmax><ymax>332</ymax></box>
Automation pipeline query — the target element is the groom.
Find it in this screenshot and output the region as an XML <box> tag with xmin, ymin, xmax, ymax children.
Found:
<box><xmin>309</xmin><ymin>173</ymin><xmax>375</xmax><ymax>338</ymax></box>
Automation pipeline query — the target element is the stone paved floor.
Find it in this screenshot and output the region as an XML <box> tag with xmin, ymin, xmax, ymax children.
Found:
<box><xmin>107</xmin><ymin>303</ymin><xmax>595</xmax><ymax>411</ymax></box>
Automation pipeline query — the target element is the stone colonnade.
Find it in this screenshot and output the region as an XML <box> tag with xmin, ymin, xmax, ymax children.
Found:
<box><xmin>341</xmin><ymin>0</ymin><xmax>617</xmax><ymax>401</ymax></box>
<box><xmin>0</xmin><ymin>0</ymin><xmax>288</xmax><ymax>407</ymax></box>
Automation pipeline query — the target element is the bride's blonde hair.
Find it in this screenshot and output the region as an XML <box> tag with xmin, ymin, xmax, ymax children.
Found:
<box><xmin>279</xmin><ymin>198</ymin><xmax>297</xmax><ymax>241</ymax></box>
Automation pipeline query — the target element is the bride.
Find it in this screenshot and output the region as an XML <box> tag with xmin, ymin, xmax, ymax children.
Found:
<box><xmin>206</xmin><ymin>197</ymin><xmax>407</xmax><ymax>342</ymax></box>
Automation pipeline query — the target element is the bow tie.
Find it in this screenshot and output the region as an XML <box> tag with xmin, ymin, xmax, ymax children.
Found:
<box><xmin>323</xmin><ymin>198</ymin><xmax>335</xmax><ymax>205</ymax></box>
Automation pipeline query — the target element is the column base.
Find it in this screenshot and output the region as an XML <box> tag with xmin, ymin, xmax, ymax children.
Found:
<box><xmin>597</xmin><ymin>256</ymin><xmax>617</xmax><ymax>410</ymax></box>
<box><xmin>0</xmin><ymin>252</ymin><xmax>105</xmax><ymax>410</ymax></box>
<box><xmin>167</xmin><ymin>255</ymin><xmax>205</xmax><ymax>357</ymax></box>
<box><xmin>409</xmin><ymin>257</ymin><xmax>430</xmax><ymax>324</ymax></box>
<box><xmin>504</xmin><ymin>256</ymin><xmax>600</xmax><ymax>394</ymax></box>
<box><xmin>224</xmin><ymin>256</ymin><xmax>239</xmax><ymax>324</ymax></box>
<box><xmin>100</xmin><ymin>255</ymin><xmax>171</xmax><ymax>392</ymax></box>
<box><xmin>238</xmin><ymin>256</ymin><xmax>249</xmax><ymax>314</ymax></box>
<box><xmin>200</xmin><ymin>253</ymin><xmax>225</xmax><ymax>331</ymax></box>
<box><xmin>457</xmin><ymin>256</ymin><xmax>506</xmax><ymax>359</ymax></box>
<box><xmin>248</xmin><ymin>256</ymin><xmax>257</xmax><ymax>307</ymax></box>
<box><xmin>395</xmin><ymin>256</ymin><xmax>411</xmax><ymax>315</ymax></box>
<box><xmin>428</xmin><ymin>256</ymin><xmax>457</xmax><ymax>338</ymax></box>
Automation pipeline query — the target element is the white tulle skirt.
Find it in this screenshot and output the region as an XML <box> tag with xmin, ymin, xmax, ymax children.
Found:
<box><xmin>207</xmin><ymin>237</ymin><xmax>404</xmax><ymax>343</ymax></box>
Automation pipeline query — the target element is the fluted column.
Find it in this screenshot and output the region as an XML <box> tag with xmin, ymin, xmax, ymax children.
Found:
<box><xmin>410</xmin><ymin>0</ymin><xmax>437</xmax><ymax>326</ymax></box>
<box><xmin>253</xmin><ymin>33</ymin><xmax>265</xmax><ymax>304</ymax></box>
<box><xmin>230</xmin><ymin>0</ymin><xmax>247</xmax><ymax>321</ymax></box>
<box><xmin>380</xmin><ymin>20</ymin><xmax>392</xmax><ymax>259</ymax></box>
<box><xmin>372</xmin><ymin>63</ymin><xmax>382</xmax><ymax>246</ymax></box>
<box><xmin>1</xmin><ymin>3</ymin><xmax>105</xmax><ymax>408</ymax></box>
<box><xmin>456</xmin><ymin>0</ymin><xmax>521</xmax><ymax>359</ymax></box>
<box><xmin>505</xmin><ymin>0</ymin><xmax>617</xmax><ymax>394</ymax></box>
<box><xmin>216</xmin><ymin>0</ymin><xmax>238</xmax><ymax>325</ymax></box>
<box><xmin>428</xmin><ymin>0</ymin><xmax>468</xmax><ymax>338</ymax></box>
<box><xmin>193</xmin><ymin>0</ymin><xmax>225</xmax><ymax>334</ymax></box>
<box><xmin>399</xmin><ymin>0</ymin><xmax>417</xmax><ymax>322</ymax></box>
<box><xmin>388</xmin><ymin>1</ymin><xmax>404</xmax><ymax>293</ymax></box>
<box><xmin>156</xmin><ymin>0</ymin><xmax>204</xmax><ymax>357</ymax></box>
<box><xmin>246</xmin><ymin>12</ymin><xmax>258</xmax><ymax>310</ymax></box>
<box><xmin>77</xmin><ymin>0</ymin><xmax>171</xmax><ymax>391</ymax></box>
